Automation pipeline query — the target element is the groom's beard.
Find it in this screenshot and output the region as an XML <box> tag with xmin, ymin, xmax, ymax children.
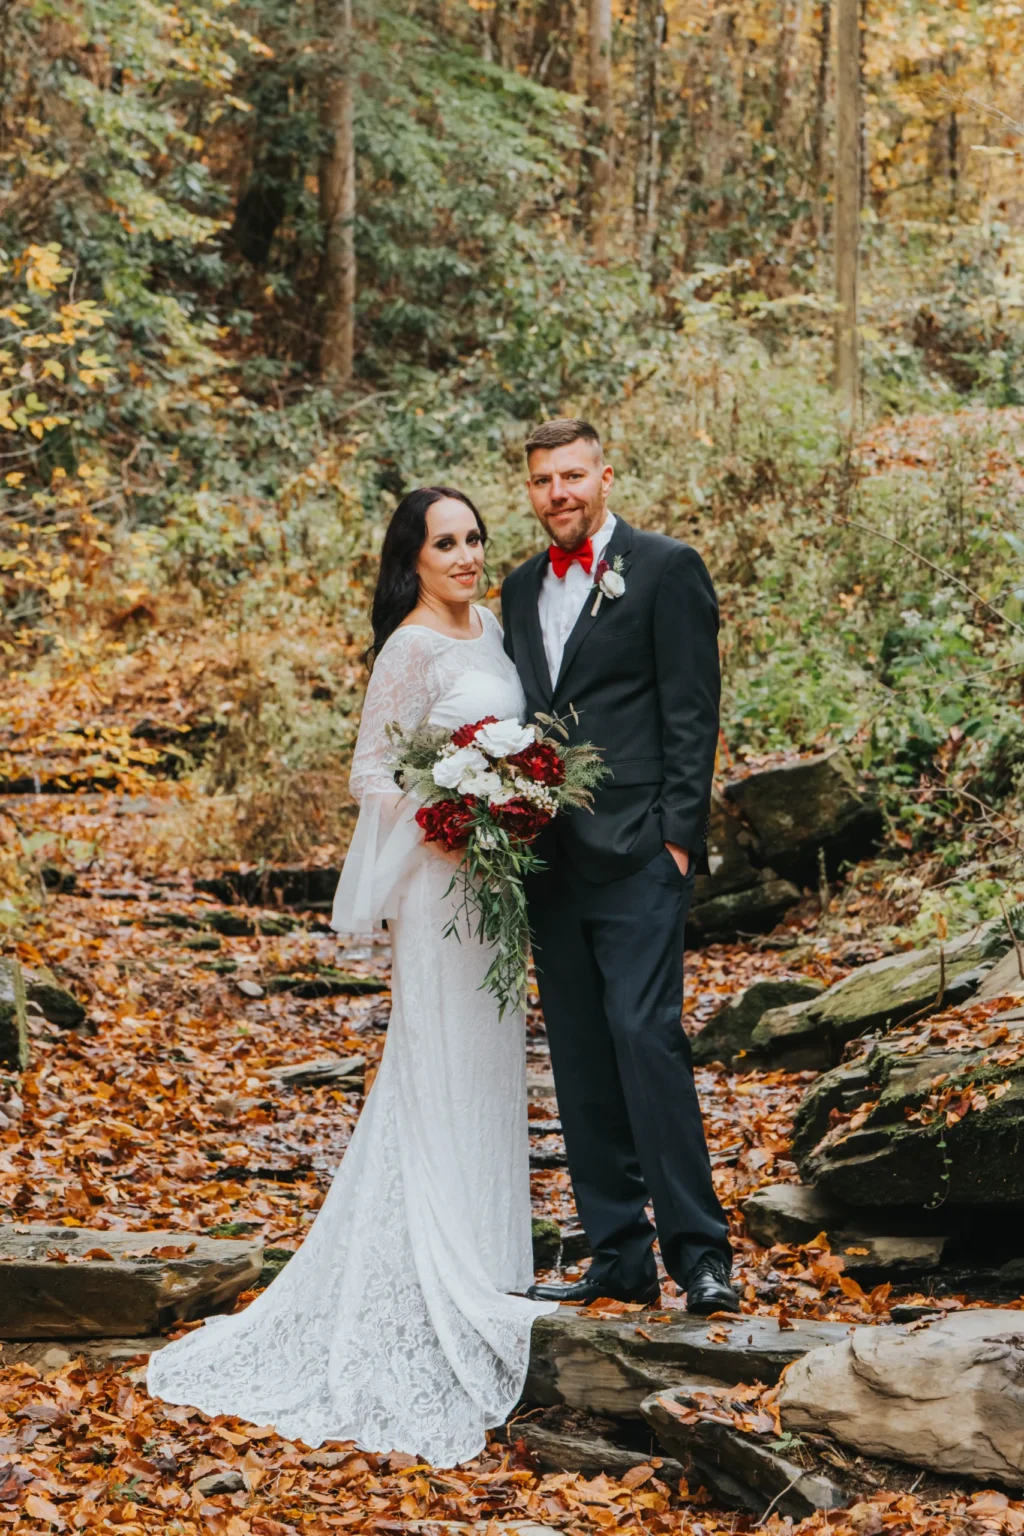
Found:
<box><xmin>543</xmin><ymin>504</ymin><xmax>601</xmax><ymax>551</ymax></box>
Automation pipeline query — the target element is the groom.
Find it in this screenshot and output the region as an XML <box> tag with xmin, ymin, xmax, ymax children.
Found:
<box><xmin>501</xmin><ymin>418</ymin><xmax>737</xmax><ymax>1316</ymax></box>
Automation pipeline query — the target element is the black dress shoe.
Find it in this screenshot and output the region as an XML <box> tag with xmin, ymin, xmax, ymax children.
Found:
<box><xmin>685</xmin><ymin>1253</ymin><xmax>740</xmax><ymax>1316</ymax></box>
<box><xmin>526</xmin><ymin>1274</ymin><xmax>661</xmax><ymax>1306</ymax></box>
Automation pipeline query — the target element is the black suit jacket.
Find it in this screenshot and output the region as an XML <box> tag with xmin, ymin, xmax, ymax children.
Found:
<box><xmin>501</xmin><ymin>518</ymin><xmax>720</xmax><ymax>884</ymax></box>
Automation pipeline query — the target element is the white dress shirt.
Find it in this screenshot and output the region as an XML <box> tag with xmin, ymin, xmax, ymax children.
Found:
<box><xmin>537</xmin><ymin>513</ymin><xmax>616</xmax><ymax>685</ymax></box>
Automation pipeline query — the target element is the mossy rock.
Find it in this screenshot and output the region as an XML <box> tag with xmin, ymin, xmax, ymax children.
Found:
<box><xmin>24</xmin><ymin>967</ymin><xmax>87</xmax><ymax>1032</ymax></box>
<box><xmin>687</xmin><ymin>875</ymin><xmax>802</xmax><ymax>945</ymax></box>
<box><xmin>207</xmin><ymin>910</ymin><xmax>256</xmax><ymax>937</ymax></box>
<box><xmin>255</xmin><ymin>1247</ymin><xmax>294</xmax><ymax>1289</ymax></box>
<box><xmin>0</xmin><ymin>960</ymin><xmax>29</xmax><ymax>1071</ymax></box>
<box><xmin>751</xmin><ymin>911</ymin><xmax>1023</xmax><ymax>1069</ymax></box>
<box><xmin>793</xmin><ymin>1011</ymin><xmax>1024</xmax><ymax>1207</ymax></box>
<box><xmin>724</xmin><ymin>749</ymin><xmax>881</xmax><ymax>882</ymax></box>
<box><xmin>267</xmin><ymin>969</ymin><xmax>388</xmax><ymax>998</ymax></box>
<box><xmin>692</xmin><ymin>790</ymin><xmax>762</xmax><ymax>904</ymax></box>
<box><xmin>692</xmin><ymin>977</ymin><xmax>825</xmax><ymax>1067</ymax></box>
<box><xmin>532</xmin><ymin>1217</ymin><xmax>562</xmax><ymax>1269</ymax></box>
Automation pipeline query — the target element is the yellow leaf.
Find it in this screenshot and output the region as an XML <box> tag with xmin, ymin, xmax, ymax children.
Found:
<box><xmin>22</xmin><ymin>241</ymin><xmax>70</xmax><ymax>295</ymax></box>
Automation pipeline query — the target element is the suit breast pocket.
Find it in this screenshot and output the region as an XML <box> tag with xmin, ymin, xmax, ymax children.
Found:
<box><xmin>589</xmin><ymin>618</ymin><xmax>646</xmax><ymax>661</ymax></box>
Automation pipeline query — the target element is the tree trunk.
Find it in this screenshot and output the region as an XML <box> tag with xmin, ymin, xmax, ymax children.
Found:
<box><xmin>530</xmin><ymin>0</ymin><xmax>575</xmax><ymax>90</ymax></box>
<box><xmin>812</xmin><ymin>0</ymin><xmax>832</xmax><ymax>236</ymax></box>
<box><xmin>494</xmin><ymin>0</ymin><xmax>519</xmax><ymax>72</ymax></box>
<box><xmin>585</xmin><ymin>0</ymin><xmax>613</xmax><ymax>258</ymax></box>
<box><xmin>231</xmin><ymin>80</ymin><xmax>294</xmax><ymax>270</ymax></box>
<box><xmin>704</xmin><ymin>8</ymin><xmax>735</xmax><ymax>193</ymax></box>
<box><xmin>633</xmin><ymin>0</ymin><xmax>665</xmax><ymax>269</ymax></box>
<box><xmin>317</xmin><ymin>0</ymin><xmax>356</xmax><ymax>391</ymax></box>
<box><xmin>773</xmin><ymin>0</ymin><xmax>805</xmax><ymax>138</ymax></box>
<box><xmin>834</xmin><ymin>0</ymin><xmax>859</xmax><ymax>421</ymax></box>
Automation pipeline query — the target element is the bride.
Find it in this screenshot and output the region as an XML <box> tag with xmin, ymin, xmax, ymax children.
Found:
<box><xmin>147</xmin><ymin>486</ymin><xmax>557</xmax><ymax>1467</ymax></box>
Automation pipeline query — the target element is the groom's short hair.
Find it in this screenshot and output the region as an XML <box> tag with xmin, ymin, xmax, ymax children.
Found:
<box><xmin>524</xmin><ymin>418</ymin><xmax>602</xmax><ymax>460</ymax></box>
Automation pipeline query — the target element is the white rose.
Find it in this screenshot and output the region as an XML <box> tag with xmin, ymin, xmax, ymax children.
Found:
<box><xmin>474</xmin><ymin>718</ymin><xmax>536</xmax><ymax>759</ymax></box>
<box><xmin>600</xmin><ymin>568</ymin><xmax>626</xmax><ymax>598</ymax></box>
<box><xmin>432</xmin><ymin>745</ymin><xmax>487</xmax><ymax>789</ymax></box>
<box><xmin>458</xmin><ymin>768</ymin><xmax>504</xmax><ymax>800</ymax></box>
<box><xmin>487</xmin><ymin>781</ymin><xmax>519</xmax><ymax>806</ymax></box>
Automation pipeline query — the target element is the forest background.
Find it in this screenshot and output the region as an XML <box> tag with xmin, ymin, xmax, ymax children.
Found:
<box><xmin>2</xmin><ymin>0</ymin><xmax>1024</xmax><ymax>933</ymax></box>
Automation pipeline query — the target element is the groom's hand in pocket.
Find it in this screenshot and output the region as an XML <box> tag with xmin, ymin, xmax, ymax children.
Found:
<box><xmin>665</xmin><ymin>841</ymin><xmax>690</xmax><ymax>878</ymax></box>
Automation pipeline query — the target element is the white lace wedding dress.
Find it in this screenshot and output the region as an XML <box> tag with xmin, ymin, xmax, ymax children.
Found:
<box><xmin>147</xmin><ymin>606</ymin><xmax>556</xmax><ymax>1467</ymax></box>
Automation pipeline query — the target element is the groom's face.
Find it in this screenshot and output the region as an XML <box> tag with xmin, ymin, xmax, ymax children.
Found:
<box><xmin>526</xmin><ymin>440</ymin><xmax>614</xmax><ymax>551</ymax></box>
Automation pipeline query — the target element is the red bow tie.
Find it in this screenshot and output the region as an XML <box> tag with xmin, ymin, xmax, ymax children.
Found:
<box><xmin>549</xmin><ymin>538</ymin><xmax>593</xmax><ymax>579</ymax></box>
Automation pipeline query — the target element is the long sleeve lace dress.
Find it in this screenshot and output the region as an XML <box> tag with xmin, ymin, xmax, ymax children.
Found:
<box><xmin>146</xmin><ymin>607</ymin><xmax>556</xmax><ymax>1467</ymax></box>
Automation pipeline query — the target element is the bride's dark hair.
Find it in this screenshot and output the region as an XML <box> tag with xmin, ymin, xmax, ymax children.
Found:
<box><xmin>368</xmin><ymin>486</ymin><xmax>488</xmax><ymax>667</ymax></box>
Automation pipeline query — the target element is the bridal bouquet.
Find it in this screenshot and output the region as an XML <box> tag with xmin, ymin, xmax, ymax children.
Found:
<box><xmin>388</xmin><ymin>713</ymin><xmax>607</xmax><ymax>1015</ymax></box>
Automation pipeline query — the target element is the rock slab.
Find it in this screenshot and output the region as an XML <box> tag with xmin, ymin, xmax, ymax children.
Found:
<box><xmin>643</xmin><ymin>1386</ymin><xmax>848</xmax><ymax>1518</ymax></box>
<box><xmin>687</xmin><ymin>875</ymin><xmax>802</xmax><ymax>946</ymax></box>
<box><xmin>24</xmin><ymin>967</ymin><xmax>87</xmax><ymax>1031</ymax></box>
<box><xmin>0</xmin><ymin>1225</ymin><xmax>262</xmax><ymax>1338</ymax></box>
<box><xmin>516</xmin><ymin>1421</ymin><xmax>685</xmax><ymax>1483</ymax></box>
<box><xmin>742</xmin><ymin>1184</ymin><xmax>846</xmax><ymax>1246</ymax></box>
<box><xmin>523</xmin><ymin>1307</ymin><xmax>848</xmax><ymax>1419</ymax></box>
<box><xmin>692</xmin><ymin>978</ymin><xmax>825</xmax><ymax>1067</ymax></box>
<box><xmin>751</xmin><ymin>912</ymin><xmax>1020</xmax><ymax>1069</ymax></box>
<box><xmin>270</xmin><ymin>1054</ymin><xmax>366</xmax><ymax>1088</ymax></box>
<box><xmin>780</xmin><ymin>1310</ymin><xmax>1024</xmax><ymax>1489</ymax></box>
<box><xmin>792</xmin><ymin>1013</ymin><xmax>1024</xmax><ymax>1207</ymax></box>
<box><xmin>741</xmin><ymin>1185</ymin><xmax>948</xmax><ymax>1280</ymax></box>
<box><xmin>0</xmin><ymin>959</ymin><xmax>28</xmax><ymax>1071</ymax></box>
<box><xmin>724</xmin><ymin>749</ymin><xmax>881</xmax><ymax>882</ymax></box>
<box><xmin>0</xmin><ymin>1335</ymin><xmax>168</xmax><ymax>1374</ymax></box>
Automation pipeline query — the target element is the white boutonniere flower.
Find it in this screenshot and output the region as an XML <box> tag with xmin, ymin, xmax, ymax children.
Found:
<box><xmin>591</xmin><ymin>554</ymin><xmax>626</xmax><ymax>616</ymax></box>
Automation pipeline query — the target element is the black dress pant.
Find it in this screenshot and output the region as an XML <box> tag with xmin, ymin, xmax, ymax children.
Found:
<box><xmin>528</xmin><ymin>845</ymin><xmax>731</xmax><ymax>1293</ymax></box>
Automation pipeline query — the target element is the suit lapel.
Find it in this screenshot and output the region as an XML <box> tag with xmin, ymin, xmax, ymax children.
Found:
<box><xmin>521</xmin><ymin>551</ymin><xmax>554</xmax><ymax>703</ymax></box>
<box><xmin>554</xmin><ymin>517</ymin><xmax>633</xmax><ymax>698</ymax></box>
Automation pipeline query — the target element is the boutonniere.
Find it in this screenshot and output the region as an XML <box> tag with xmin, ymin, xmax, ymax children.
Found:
<box><xmin>590</xmin><ymin>554</ymin><xmax>626</xmax><ymax>616</ymax></box>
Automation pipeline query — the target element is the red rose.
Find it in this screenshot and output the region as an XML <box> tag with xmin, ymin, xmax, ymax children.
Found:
<box><xmin>494</xmin><ymin>797</ymin><xmax>554</xmax><ymax>844</ymax></box>
<box><xmin>451</xmin><ymin>716</ymin><xmax>498</xmax><ymax>748</ymax></box>
<box><xmin>415</xmin><ymin>798</ymin><xmax>475</xmax><ymax>850</ymax></box>
<box><xmin>508</xmin><ymin>741</ymin><xmax>565</xmax><ymax>787</ymax></box>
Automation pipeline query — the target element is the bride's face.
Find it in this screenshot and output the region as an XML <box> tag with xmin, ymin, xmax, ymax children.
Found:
<box><xmin>416</xmin><ymin>498</ymin><xmax>486</xmax><ymax>607</ymax></box>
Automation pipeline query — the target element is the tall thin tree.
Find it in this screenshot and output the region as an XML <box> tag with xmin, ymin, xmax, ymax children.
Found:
<box><xmin>835</xmin><ymin>0</ymin><xmax>860</xmax><ymax>420</ymax></box>
<box><xmin>586</xmin><ymin>0</ymin><xmax>613</xmax><ymax>258</ymax></box>
<box><xmin>317</xmin><ymin>0</ymin><xmax>356</xmax><ymax>391</ymax></box>
<box><xmin>773</xmin><ymin>0</ymin><xmax>805</xmax><ymax>137</ymax></box>
<box><xmin>633</xmin><ymin>0</ymin><xmax>665</xmax><ymax>269</ymax></box>
<box><xmin>812</xmin><ymin>0</ymin><xmax>832</xmax><ymax>239</ymax></box>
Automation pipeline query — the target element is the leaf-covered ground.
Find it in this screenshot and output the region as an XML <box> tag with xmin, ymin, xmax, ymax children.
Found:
<box><xmin>3</xmin><ymin>771</ymin><xmax>1024</xmax><ymax>1534</ymax></box>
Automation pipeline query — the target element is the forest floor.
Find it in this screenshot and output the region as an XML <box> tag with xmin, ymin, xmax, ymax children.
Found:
<box><xmin>4</xmin><ymin>765</ymin><xmax>1024</xmax><ymax>1536</ymax></box>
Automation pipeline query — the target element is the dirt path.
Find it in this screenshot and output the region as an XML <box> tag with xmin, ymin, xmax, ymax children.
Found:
<box><xmin>1</xmin><ymin>784</ymin><xmax>1016</xmax><ymax>1534</ymax></box>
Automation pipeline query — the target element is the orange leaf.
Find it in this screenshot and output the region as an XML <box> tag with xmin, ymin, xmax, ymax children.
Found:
<box><xmin>620</xmin><ymin>1463</ymin><xmax>655</xmax><ymax>1489</ymax></box>
<box><xmin>242</xmin><ymin>1449</ymin><xmax>266</xmax><ymax>1492</ymax></box>
<box><xmin>839</xmin><ymin>1274</ymin><xmax>869</xmax><ymax>1304</ymax></box>
<box><xmin>25</xmin><ymin>1493</ymin><xmax>63</xmax><ymax>1525</ymax></box>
